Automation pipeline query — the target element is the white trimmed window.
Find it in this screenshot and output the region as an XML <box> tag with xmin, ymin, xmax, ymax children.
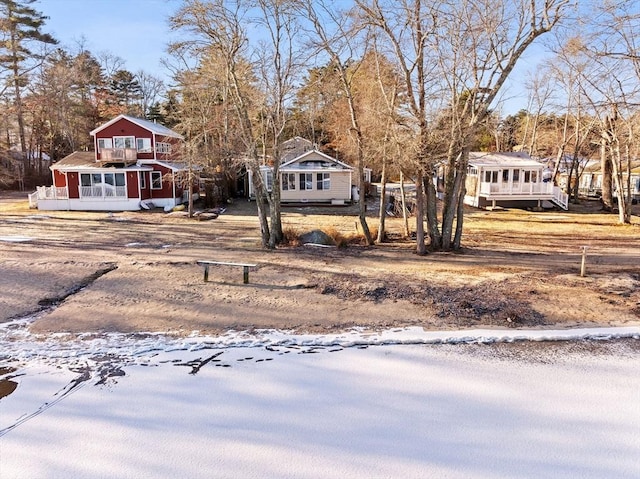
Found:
<box><xmin>151</xmin><ymin>171</ymin><xmax>162</xmax><ymax>189</ymax></box>
<box><xmin>156</xmin><ymin>142</ymin><xmax>171</xmax><ymax>154</ymax></box>
<box><xmin>299</xmin><ymin>173</ymin><xmax>313</xmax><ymax>190</ymax></box>
<box><xmin>114</xmin><ymin>136</ymin><xmax>135</xmax><ymax>149</ymax></box>
<box><xmin>139</xmin><ymin>171</ymin><xmax>146</xmax><ymax>189</ymax></box>
<box><xmin>137</xmin><ymin>138</ymin><xmax>152</xmax><ymax>153</ymax></box>
<box><xmin>316</xmin><ymin>172</ymin><xmax>330</xmax><ymax>190</ymax></box>
<box><xmin>97</xmin><ymin>138</ymin><xmax>112</xmax><ymax>151</ymax></box>
<box><xmin>484</xmin><ymin>170</ymin><xmax>498</xmax><ymax>183</ymax></box>
<box><xmin>282</xmin><ymin>173</ymin><xmax>296</xmax><ymax>191</ymax></box>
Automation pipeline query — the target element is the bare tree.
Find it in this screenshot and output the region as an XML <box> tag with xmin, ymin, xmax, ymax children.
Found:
<box><xmin>135</xmin><ymin>70</ymin><xmax>165</xmax><ymax>119</ymax></box>
<box><xmin>171</xmin><ymin>0</ymin><xmax>301</xmax><ymax>248</ymax></box>
<box><xmin>253</xmin><ymin>0</ymin><xmax>302</xmax><ymax>248</ymax></box>
<box><xmin>301</xmin><ymin>0</ymin><xmax>374</xmax><ymax>245</ymax></box>
<box><xmin>356</xmin><ymin>0</ymin><xmax>569</xmax><ymax>252</ymax></box>
<box><xmin>572</xmin><ymin>1</ymin><xmax>640</xmax><ymax>223</ymax></box>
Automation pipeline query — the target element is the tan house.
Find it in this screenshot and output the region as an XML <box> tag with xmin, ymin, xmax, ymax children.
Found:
<box><xmin>248</xmin><ymin>148</ymin><xmax>355</xmax><ymax>205</ymax></box>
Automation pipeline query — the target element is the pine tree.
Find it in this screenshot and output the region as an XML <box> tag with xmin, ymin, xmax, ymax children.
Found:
<box><xmin>109</xmin><ymin>69</ymin><xmax>143</xmax><ymax>116</ymax></box>
<box><xmin>0</xmin><ymin>0</ymin><xmax>57</xmax><ymax>155</ymax></box>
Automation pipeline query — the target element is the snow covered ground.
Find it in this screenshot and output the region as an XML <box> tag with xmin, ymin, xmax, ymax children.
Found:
<box><xmin>2</xmin><ymin>326</ymin><xmax>640</xmax><ymax>479</ymax></box>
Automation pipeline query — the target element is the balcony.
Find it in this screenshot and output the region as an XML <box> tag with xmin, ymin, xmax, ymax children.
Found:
<box><xmin>99</xmin><ymin>148</ymin><xmax>138</xmax><ymax>163</ymax></box>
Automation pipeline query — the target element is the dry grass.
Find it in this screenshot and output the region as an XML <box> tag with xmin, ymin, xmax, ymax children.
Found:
<box><xmin>281</xmin><ymin>226</ymin><xmax>302</xmax><ymax>247</ymax></box>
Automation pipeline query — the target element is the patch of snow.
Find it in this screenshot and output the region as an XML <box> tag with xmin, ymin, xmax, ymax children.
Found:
<box><xmin>0</xmin><ymin>236</ymin><xmax>33</xmax><ymax>242</ymax></box>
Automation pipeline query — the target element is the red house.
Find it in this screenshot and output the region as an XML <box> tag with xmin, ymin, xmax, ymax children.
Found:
<box><xmin>31</xmin><ymin>115</ymin><xmax>196</xmax><ymax>211</ymax></box>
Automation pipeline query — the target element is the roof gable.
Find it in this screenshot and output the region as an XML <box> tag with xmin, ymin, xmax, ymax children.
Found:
<box><xmin>281</xmin><ymin>149</ymin><xmax>353</xmax><ymax>170</ymax></box>
<box><xmin>90</xmin><ymin>114</ymin><xmax>183</xmax><ymax>139</ymax></box>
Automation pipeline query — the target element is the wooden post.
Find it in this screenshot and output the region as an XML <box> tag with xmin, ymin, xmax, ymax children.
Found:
<box><xmin>243</xmin><ymin>266</ymin><xmax>249</xmax><ymax>284</ymax></box>
<box><xmin>204</xmin><ymin>265</ymin><xmax>209</xmax><ymax>282</ymax></box>
<box><xmin>580</xmin><ymin>246</ymin><xmax>588</xmax><ymax>277</ymax></box>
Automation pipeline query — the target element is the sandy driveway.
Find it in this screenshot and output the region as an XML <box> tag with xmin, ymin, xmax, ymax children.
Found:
<box><xmin>1</xmin><ymin>192</ymin><xmax>639</xmax><ymax>336</ymax></box>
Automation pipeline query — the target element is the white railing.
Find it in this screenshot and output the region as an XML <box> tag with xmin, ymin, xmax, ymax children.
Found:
<box><xmin>81</xmin><ymin>185</ymin><xmax>127</xmax><ymax>198</ymax></box>
<box><xmin>36</xmin><ymin>185</ymin><xmax>69</xmax><ymax>200</ymax></box>
<box><xmin>553</xmin><ymin>186</ymin><xmax>569</xmax><ymax>210</ymax></box>
<box><xmin>100</xmin><ymin>148</ymin><xmax>137</xmax><ymax>161</ymax></box>
<box><xmin>28</xmin><ymin>191</ymin><xmax>38</xmax><ymax>208</ymax></box>
<box><xmin>479</xmin><ymin>181</ymin><xmax>554</xmax><ymax>196</ymax></box>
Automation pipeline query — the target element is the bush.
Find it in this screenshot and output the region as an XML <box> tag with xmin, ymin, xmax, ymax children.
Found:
<box><xmin>281</xmin><ymin>226</ymin><xmax>301</xmax><ymax>246</ymax></box>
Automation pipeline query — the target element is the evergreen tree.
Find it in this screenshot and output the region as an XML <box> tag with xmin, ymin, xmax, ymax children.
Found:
<box><xmin>0</xmin><ymin>0</ymin><xmax>57</xmax><ymax>155</ymax></box>
<box><xmin>109</xmin><ymin>69</ymin><xmax>142</xmax><ymax>116</ymax></box>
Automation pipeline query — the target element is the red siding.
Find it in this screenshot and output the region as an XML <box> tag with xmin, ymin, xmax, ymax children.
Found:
<box><xmin>53</xmin><ymin>170</ymin><xmax>66</xmax><ymax>187</ymax></box>
<box><xmin>150</xmin><ymin>165</ymin><xmax>174</xmax><ymax>199</ymax></box>
<box><xmin>95</xmin><ymin>118</ymin><xmax>155</xmax><ymax>161</ymax></box>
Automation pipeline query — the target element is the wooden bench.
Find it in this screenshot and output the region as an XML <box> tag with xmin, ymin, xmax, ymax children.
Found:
<box><xmin>196</xmin><ymin>260</ymin><xmax>257</xmax><ymax>284</ymax></box>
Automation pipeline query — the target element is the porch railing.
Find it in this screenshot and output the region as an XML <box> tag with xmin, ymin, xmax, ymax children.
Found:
<box><xmin>100</xmin><ymin>148</ymin><xmax>137</xmax><ymax>162</ymax></box>
<box><xmin>479</xmin><ymin>181</ymin><xmax>554</xmax><ymax>196</ymax></box>
<box><xmin>35</xmin><ymin>185</ymin><xmax>69</xmax><ymax>200</ymax></box>
<box><xmin>552</xmin><ymin>187</ymin><xmax>569</xmax><ymax>210</ymax></box>
<box><xmin>81</xmin><ymin>185</ymin><xmax>127</xmax><ymax>198</ymax></box>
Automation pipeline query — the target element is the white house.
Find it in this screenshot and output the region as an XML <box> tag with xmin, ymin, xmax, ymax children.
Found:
<box><xmin>578</xmin><ymin>160</ymin><xmax>640</xmax><ymax>200</ymax></box>
<box><xmin>248</xmin><ymin>148</ymin><xmax>355</xmax><ymax>205</ymax></box>
<box><xmin>464</xmin><ymin>152</ymin><xmax>568</xmax><ymax>210</ymax></box>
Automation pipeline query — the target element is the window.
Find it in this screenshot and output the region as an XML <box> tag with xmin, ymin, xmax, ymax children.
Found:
<box><xmin>114</xmin><ymin>136</ymin><xmax>135</xmax><ymax>149</ymax></box>
<box><xmin>484</xmin><ymin>171</ymin><xmax>498</xmax><ymax>183</ymax></box>
<box><xmin>79</xmin><ymin>172</ymin><xmax>125</xmax><ymax>197</ymax></box>
<box><xmin>156</xmin><ymin>142</ymin><xmax>171</xmax><ymax>154</ymax></box>
<box><xmin>317</xmin><ymin>172</ymin><xmax>330</xmax><ymax>190</ymax></box>
<box><xmin>502</xmin><ymin>170</ymin><xmax>510</xmax><ymax>183</ymax></box>
<box><xmin>137</xmin><ymin>138</ymin><xmax>152</xmax><ymax>153</ymax></box>
<box><xmin>265</xmin><ymin>170</ymin><xmax>273</xmax><ymax>191</ymax></box>
<box><xmin>282</xmin><ymin>173</ymin><xmax>296</xmax><ymax>191</ymax></box>
<box><xmin>299</xmin><ymin>173</ymin><xmax>313</xmax><ymax>190</ymax></box>
<box><xmin>97</xmin><ymin>138</ymin><xmax>112</xmax><ymax>151</ymax></box>
<box><xmin>139</xmin><ymin>171</ymin><xmax>146</xmax><ymax>189</ymax></box>
<box><xmin>151</xmin><ymin>171</ymin><xmax>162</xmax><ymax>189</ymax></box>
<box><xmin>524</xmin><ymin>171</ymin><xmax>538</xmax><ymax>183</ymax></box>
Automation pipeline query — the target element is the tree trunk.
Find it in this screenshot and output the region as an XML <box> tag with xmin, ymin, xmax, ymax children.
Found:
<box><xmin>414</xmin><ymin>171</ymin><xmax>426</xmax><ymax>255</ymax></box>
<box><xmin>452</xmin><ymin>183</ymin><xmax>466</xmax><ymax>250</ymax></box>
<box><xmin>377</xmin><ymin>158</ymin><xmax>387</xmax><ymax>243</ymax></box>
<box><xmin>600</xmin><ymin>136</ymin><xmax>614</xmax><ymax>211</ymax></box>
<box><xmin>424</xmin><ymin>167</ymin><xmax>441</xmax><ymax>251</ymax></box>
<box><xmin>399</xmin><ymin>171</ymin><xmax>410</xmax><ymax>238</ymax></box>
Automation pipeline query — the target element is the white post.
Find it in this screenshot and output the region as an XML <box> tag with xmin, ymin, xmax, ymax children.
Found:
<box><xmin>580</xmin><ymin>246</ymin><xmax>588</xmax><ymax>277</ymax></box>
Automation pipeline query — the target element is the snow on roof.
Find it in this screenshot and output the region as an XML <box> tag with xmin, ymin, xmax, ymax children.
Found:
<box><xmin>468</xmin><ymin>152</ymin><xmax>543</xmax><ymax>168</ymax></box>
<box><xmin>90</xmin><ymin>114</ymin><xmax>183</xmax><ymax>139</ymax></box>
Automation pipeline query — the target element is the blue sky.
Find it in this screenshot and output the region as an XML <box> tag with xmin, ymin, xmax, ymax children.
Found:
<box><xmin>37</xmin><ymin>0</ymin><xmax>537</xmax><ymax>114</ymax></box>
<box><xmin>38</xmin><ymin>0</ymin><xmax>181</xmax><ymax>79</ymax></box>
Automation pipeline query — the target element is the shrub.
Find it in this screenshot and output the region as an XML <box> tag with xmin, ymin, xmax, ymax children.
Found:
<box><xmin>281</xmin><ymin>226</ymin><xmax>301</xmax><ymax>246</ymax></box>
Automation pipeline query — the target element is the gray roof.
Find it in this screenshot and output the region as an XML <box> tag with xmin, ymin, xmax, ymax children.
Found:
<box><xmin>468</xmin><ymin>152</ymin><xmax>543</xmax><ymax>168</ymax></box>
